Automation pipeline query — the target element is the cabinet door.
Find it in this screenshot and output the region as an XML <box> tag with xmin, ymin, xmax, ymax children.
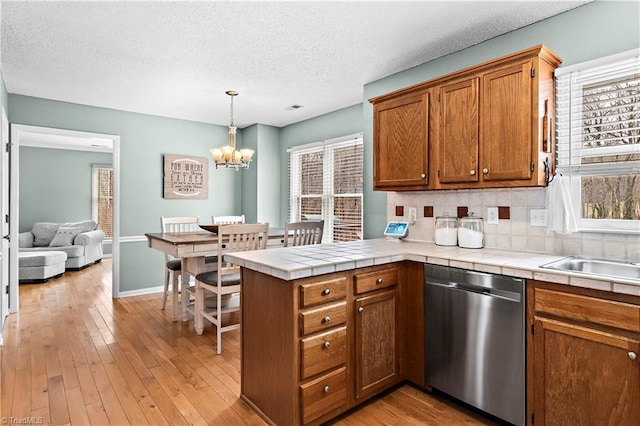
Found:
<box><xmin>438</xmin><ymin>77</ymin><xmax>480</xmax><ymax>183</ymax></box>
<box><xmin>373</xmin><ymin>93</ymin><xmax>428</xmax><ymax>189</ymax></box>
<box><xmin>354</xmin><ymin>289</ymin><xmax>398</xmax><ymax>401</ymax></box>
<box><xmin>481</xmin><ymin>61</ymin><xmax>533</xmax><ymax>182</ymax></box>
<box><xmin>533</xmin><ymin>317</ymin><xmax>640</xmax><ymax>425</ymax></box>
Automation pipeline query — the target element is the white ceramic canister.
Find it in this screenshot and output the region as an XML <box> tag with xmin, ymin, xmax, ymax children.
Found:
<box><xmin>434</xmin><ymin>216</ymin><xmax>458</xmax><ymax>246</ymax></box>
<box><xmin>458</xmin><ymin>215</ymin><xmax>484</xmax><ymax>249</ymax></box>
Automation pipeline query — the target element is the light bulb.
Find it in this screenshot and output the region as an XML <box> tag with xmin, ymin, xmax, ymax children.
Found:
<box><xmin>210</xmin><ymin>148</ymin><xmax>223</xmax><ymax>162</ymax></box>
<box><xmin>221</xmin><ymin>145</ymin><xmax>233</xmax><ymax>161</ymax></box>
<box><xmin>240</xmin><ymin>149</ymin><xmax>254</xmax><ymax>162</ymax></box>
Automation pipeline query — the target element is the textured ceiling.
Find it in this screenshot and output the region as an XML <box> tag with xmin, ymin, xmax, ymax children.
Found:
<box><xmin>1</xmin><ymin>1</ymin><xmax>589</xmax><ymax>128</ymax></box>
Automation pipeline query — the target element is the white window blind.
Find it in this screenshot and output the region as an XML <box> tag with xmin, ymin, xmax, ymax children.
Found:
<box><xmin>555</xmin><ymin>49</ymin><xmax>640</xmax><ymax>232</ymax></box>
<box><xmin>92</xmin><ymin>164</ymin><xmax>113</xmax><ymax>238</ymax></box>
<box><xmin>289</xmin><ymin>133</ymin><xmax>363</xmax><ymax>243</ymax></box>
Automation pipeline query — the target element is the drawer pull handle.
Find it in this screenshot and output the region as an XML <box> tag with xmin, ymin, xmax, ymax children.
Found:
<box><xmin>323</xmin><ymin>341</ymin><xmax>330</xmax><ymax>348</ymax></box>
<box><xmin>421</xmin><ymin>173</ymin><xmax>426</xmax><ymax>179</ymax></box>
<box><xmin>376</xmin><ymin>278</ymin><xmax>383</xmax><ymax>284</ymax></box>
<box><xmin>323</xmin><ymin>316</ymin><xmax>331</xmax><ymax>323</ymax></box>
<box><xmin>324</xmin><ymin>386</ymin><xmax>330</xmax><ymax>393</ymax></box>
<box><xmin>629</xmin><ymin>352</ymin><xmax>638</xmax><ymax>361</ymax></box>
<box><xmin>470</xmin><ymin>169</ymin><xmax>476</xmax><ymax>176</ymax></box>
<box><xmin>482</xmin><ymin>167</ymin><xmax>489</xmax><ymax>174</ymax></box>
<box><xmin>358</xmin><ymin>306</ymin><xmax>364</xmax><ymax>313</ymax></box>
<box><xmin>322</xmin><ymin>289</ymin><xmax>330</xmax><ymax>296</ymax></box>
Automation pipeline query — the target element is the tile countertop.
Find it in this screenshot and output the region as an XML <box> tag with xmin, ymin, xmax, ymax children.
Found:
<box><xmin>224</xmin><ymin>238</ymin><xmax>640</xmax><ymax>297</ymax></box>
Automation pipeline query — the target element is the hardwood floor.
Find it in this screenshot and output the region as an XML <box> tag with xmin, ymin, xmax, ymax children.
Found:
<box><xmin>1</xmin><ymin>259</ymin><xmax>495</xmax><ymax>425</ymax></box>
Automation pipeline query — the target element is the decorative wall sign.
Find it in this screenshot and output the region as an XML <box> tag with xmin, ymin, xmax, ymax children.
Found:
<box><xmin>163</xmin><ymin>154</ymin><xmax>208</xmax><ymax>199</ymax></box>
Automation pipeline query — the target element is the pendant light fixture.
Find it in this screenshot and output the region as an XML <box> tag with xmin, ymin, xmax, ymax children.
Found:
<box><xmin>210</xmin><ymin>90</ymin><xmax>254</xmax><ymax>170</ymax></box>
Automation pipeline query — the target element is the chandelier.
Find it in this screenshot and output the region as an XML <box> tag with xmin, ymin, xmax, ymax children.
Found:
<box><xmin>210</xmin><ymin>90</ymin><xmax>254</xmax><ymax>170</ymax></box>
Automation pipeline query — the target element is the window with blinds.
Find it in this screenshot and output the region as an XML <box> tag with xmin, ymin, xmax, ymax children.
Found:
<box><xmin>92</xmin><ymin>165</ymin><xmax>113</xmax><ymax>238</ymax></box>
<box><xmin>555</xmin><ymin>49</ymin><xmax>640</xmax><ymax>232</ymax></box>
<box><xmin>289</xmin><ymin>134</ymin><xmax>363</xmax><ymax>243</ymax></box>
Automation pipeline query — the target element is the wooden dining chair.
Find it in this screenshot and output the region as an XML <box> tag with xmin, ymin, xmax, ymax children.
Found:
<box><xmin>284</xmin><ymin>220</ymin><xmax>324</xmax><ymax>247</ymax></box>
<box><xmin>193</xmin><ymin>222</ymin><xmax>269</xmax><ymax>354</ymax></box>
<box><xmin>212</xmin><ymin>215</ymin><xmax>245</xmax><ymax>224</ymax></box>
<box><xmin>160</xmin><ymin>216</ymin><xmax>199</xmax><ymax>320</ymax></box>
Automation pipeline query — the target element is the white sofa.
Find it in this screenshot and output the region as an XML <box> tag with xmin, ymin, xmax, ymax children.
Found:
<box><xmin>19</xmin><ymin>220</ymin><xmax>105</xmax><ymax>270</ymax></box>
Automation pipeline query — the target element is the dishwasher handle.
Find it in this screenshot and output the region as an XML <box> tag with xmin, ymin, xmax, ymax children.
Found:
<box><xmin>426</xmin><ymin>280</ymin><xmax>521</xmax><ymax>303</ymax></box>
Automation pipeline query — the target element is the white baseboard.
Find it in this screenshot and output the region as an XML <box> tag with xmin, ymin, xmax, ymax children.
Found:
<box><xmin>118</xmin><ymin>285</ymin><xmax>164</xmax><ymax>298</ymax></box>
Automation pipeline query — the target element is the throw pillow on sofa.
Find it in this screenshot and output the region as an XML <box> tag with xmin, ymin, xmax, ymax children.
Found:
<box><xmin>49</xmin><ymin>226</ymin><xmax>82</xmax><ymax>247</ymax></box>
<box><xmin>32</xmin><ymin>222</ymin><xmax>62</xmax><ymax>247</ymax></box>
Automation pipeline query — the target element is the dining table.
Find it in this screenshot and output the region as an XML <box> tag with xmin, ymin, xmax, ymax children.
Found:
<box><xmin>145</xmin><ymin>226</ymin><xmax>285</xmax><ymax>320</ymax></box>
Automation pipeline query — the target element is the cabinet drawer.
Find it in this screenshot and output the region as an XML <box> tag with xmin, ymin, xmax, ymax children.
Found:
<box><xmin>354</xmin><ymin>268</ymin><xmax>398</xmax><ymax>294</ymax></box>
<box><xmin>535</xmin><ymin>288</ymin><xmax>640</xmax><ymax>332</ymax></box>
<box><xmin>300</xmin><ymin>326</ymin><xmax>347</xmax><ymax>380</ymax></box>
<box><xmin>299</xmin><ymin>301</ymin><xmax>347</xmax><ymax>336</ymax></box>
<box><xmin>300</xmin><ymin>277</ymin><xmax>347</xmax><ymax>307</ymax></box>
<box><xmin>300</xmin><ymin>366</ymin><xmax>347</xmax><ymax>425</ymax></box>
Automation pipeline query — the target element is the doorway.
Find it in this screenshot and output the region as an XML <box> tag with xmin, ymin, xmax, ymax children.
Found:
<box><xmin>0</xmin><ymin>108</ymin><xmax>9</xmax><ymax>342</ymax></box>
<box><xmin>9</xmin><ymin>125</ymin><xmax>120</xmax><ymax>316</ymax></box>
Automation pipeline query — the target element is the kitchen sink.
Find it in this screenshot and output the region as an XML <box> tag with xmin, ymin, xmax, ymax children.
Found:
<box><xmin>540</xmin><ymin>256</ymin><xmax>640</xmax><ymax>281</ymax></box>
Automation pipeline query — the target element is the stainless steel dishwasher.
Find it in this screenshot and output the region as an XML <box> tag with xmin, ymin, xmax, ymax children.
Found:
<box><xmin>424</xmin><ymin>264</ymin><xmax>525</xmax><ymax>426</ymax></box>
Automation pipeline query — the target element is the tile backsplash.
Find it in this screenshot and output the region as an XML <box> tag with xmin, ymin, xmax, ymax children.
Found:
<box><xmin>388</xmin><ymin>188</ymin><xmax>639</xmax><ymax>262</ymax></box>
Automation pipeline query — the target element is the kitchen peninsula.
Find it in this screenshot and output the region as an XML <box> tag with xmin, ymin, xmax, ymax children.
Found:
<box><xmin>226</xmin><ymin>239</ymin><xmax>640</xmax><ymax>425</ymax></box>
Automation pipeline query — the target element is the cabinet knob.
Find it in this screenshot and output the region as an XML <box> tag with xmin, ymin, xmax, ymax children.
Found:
<box><xmin>323</xmin><ymin>316</ymin><xmax>331</xmax><ymax>323</ymax></box>
<box><xmin>358</xmin><ymin>306</ymin><xmax>364</xmax><ymax>313</ymax></box>
<box><xmin>421</xmin><ymin>173</ymin><xmax>426</xmax><ymax>179</ymax></box>
<box><xmin>324</xmin><ymin>341</ymin><xmax>331</xmax><ymax>348</ymax></box>
<box><xmin>376</xmin><ymin>278</ymin><xmax>383</xmax><ymax>284</ymax></box>
<box><xmin>324</xmin><ymin>386</ymin><xmax>330</xmax><ymax>393</ymax></box>
<box><xmin>629</xmin><ymin>352</ymin><xmax>638</xmax><ymax>360</ymax></box>
<box><xmin>470</xmin><ymin>169</ymin><xmax>476</xmax><ymax>176</ymax></box>
<box><xmin>482</xmin><ymin>168</ymin><xmax>489</xmax><ymax>174</ymax></box>
<box><xmin>322</xmin><ymin>288</ymin><xmax>330</xmax><ymax>296</ymax></box>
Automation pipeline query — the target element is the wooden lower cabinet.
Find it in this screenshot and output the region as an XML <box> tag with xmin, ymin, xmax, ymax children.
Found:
<box><xmin>241</xmin><ymin>263</ymin><xmax>423</xmax><ymax>425</ymax></box>
<box><xmin>300</xmin><ymin>367</ymin><xmax>348</xmax><ymax>425</ymax></box>
<box><xmin>355</xmin><ymin>288</ymin><xmax>399</xmax><ymax>401</ymax></box>
<box><xmin>529</xmin><ymin>282</ymin><xmax>640</xmax><ymax>425</ymax></box>
<box><xmin>300</xmin><ymin>326</ymin><xmax>347</xmax><ymax>380</ymax></box>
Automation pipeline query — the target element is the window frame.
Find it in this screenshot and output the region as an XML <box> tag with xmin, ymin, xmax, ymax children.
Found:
<box><xmin>555</xmin><ymin>48</ymin><xmax>640</xmax><ymax>234</ymax></box>
<box><xmin>288</xmin><ymin>133</ymin><xmax>364</xmax><ymax>243</ymax></box>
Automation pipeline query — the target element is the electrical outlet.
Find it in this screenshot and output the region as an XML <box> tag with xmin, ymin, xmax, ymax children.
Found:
<box><xmin>408</xmin><ymin>207</ymin><xmax>417</xmax><ymax>224</ymax></box>
<box><xmin>530</xmin><ymin>209</ymin><xmax>548</xmax><ymax>227</ymax></box>
<box><xmin>486</xmin><ymin>207</ymin><xmax>499</xmax><ymax>224</ymax></box>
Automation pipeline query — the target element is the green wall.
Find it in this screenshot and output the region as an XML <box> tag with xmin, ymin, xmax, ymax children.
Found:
<box><xmin>241</xmin><ymin>123</ymin><xmax>281</xmax><ymax>226</ymax></box>
<box><xmin>8</xmin><ymin>94</ymin><xmax>245</xmax><ymax>292</ymax></box>
<box><xmin>256</xmin><ymin>124</ymin><xmax>281</xmax><ymax>226</ymax></box>
<box><xmin>360</xmin><ymin>0</ymin><xmax>640</xmax><ymax>238</ymax></box>
<box><xmin>241</xmin><ymin>124</ymin><xmax>259</xmax><ymax>223</ymax></box>
<box><xmin>19</xmin><ymin>147</ymin><xmax>111</xmax><ymax>231</ymax></box>
<box><xmin>278</xmin><ymin>103</ymin><xmax>363</xmax><ymax>226</ymax></box>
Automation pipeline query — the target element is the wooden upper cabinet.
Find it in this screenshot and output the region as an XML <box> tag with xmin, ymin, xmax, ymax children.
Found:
<box><xmin>372</xmin><ymin>92</ymin><xmax>429</xmax><ymax>190</ymax></box>
<box><xmin>438</xmin><ymin>77</ymin><xmax>480</xmax><ymax>183</ymax></box>
<box><xmin>370</xmin><ymin>45</ymin><xmax>561</xmax><ymax>191</ymax></box>
<box><xmin>481</xmin><ymin>60</ymin><xmax>534</xmax><ymax>182</ymax></box>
